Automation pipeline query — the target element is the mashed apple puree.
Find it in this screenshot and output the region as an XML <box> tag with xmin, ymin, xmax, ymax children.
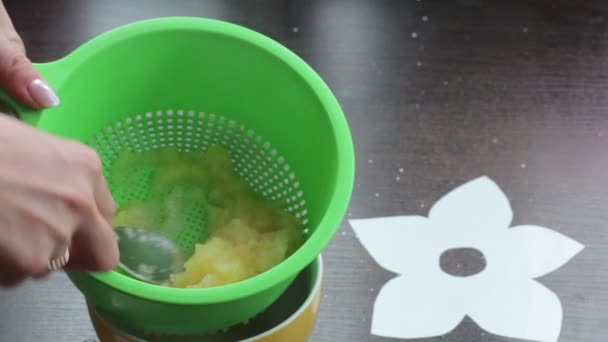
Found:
<box><xmin>111</xmin><ymin>145</ymin><xmax>303</xmax><ymax>288</ymax></box>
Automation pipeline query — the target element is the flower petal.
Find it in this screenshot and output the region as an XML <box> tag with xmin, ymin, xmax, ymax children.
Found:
<box><xmin>429</xmin><ymin>176</ymin><xmax>512</xmax><ymax>233</ymax></box>
<box><xmin>371</xmin><ymin>276</ymin><xmax>465</xmax><ymax>339</ymax></box>
<box><xmin>350</xmin><ymin>216</ymin><xmax>434</xmax><ymax>275</ymax></box>
<box><xmin>468</xmin><ymin>280</ymin><xmax>562</xmax><ymax>342</ymax></box>
<box><xmin>504</xmin><ymin>225</ymin><xmax>584</xmax><ymax>279</ymax></box>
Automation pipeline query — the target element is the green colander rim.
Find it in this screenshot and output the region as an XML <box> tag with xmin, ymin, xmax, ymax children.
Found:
<box><xmin>63</xmin><ymin>17</ymin><xmax>354</xmax><ymax>305</ymax></box>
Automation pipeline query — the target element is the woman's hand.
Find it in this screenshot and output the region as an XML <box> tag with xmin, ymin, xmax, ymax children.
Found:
<box><xmin>0</xmin><ymin>115</ymin><xmax>119</xmax><ymax>286</ymax></box>
<box><xmin>0</xmin><ymin>3</ymin><xmax>119</xmax><ymax>286</ymax></box>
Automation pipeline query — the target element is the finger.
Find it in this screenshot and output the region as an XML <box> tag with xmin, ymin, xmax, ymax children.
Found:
<box><xmin>28</xmin><ymin>228</ymin><xmax>58</xmax><ymax>277</ymax></box>
<box><xmin>65</xmin><ymin>212</ymin><xmax>118</xmax><ymax>272</ymax></box>
<box><xmin>0</xmin><ymin>233</ymin><xmax>35</xmax><ymax>287</ymax></box>
<box><xmin>94</xmin><ymin>173</ymin><xmax>116</xmax><ymax>224</ymax></box>
<box><xmin>0</xmin><ymin>38</ymin><xmax>59</xmax><ymax>109</ymax></box>
<box><xmin>0</xmin><ymin>271</ymin><xmax>26</xmax><ymax>287</ymax></box>
<box><xmin>0</xmin><ymin>1</ymin><xmax>24</xmax><ymax>48</ymax></box>
<box><xmin>11</xmin><ymin>191</ymin><xmax>78</xmax><ymax>277</ymax></box>
<box><xmin>31</xmin><ymin>271</ymin><xmax>51</xmax><ymax>280</ymax></box>
<box><xmin>0</xmin><ymin>248</ymin><xmax>26</xmax><ymax>287</ymax></box>
<box><xmin>0</xmin><ymin>204</ymin><xmax>57</xmax><ymax>281</ymax></box>
<box><xmin>0</xmin><ymin>3</ymin><xmax>59</xmax><ymax>109</ymax></box>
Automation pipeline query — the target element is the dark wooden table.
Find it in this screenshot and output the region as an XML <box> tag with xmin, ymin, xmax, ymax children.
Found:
<box><xmin>1</xmin><ymin>0</ymin><xmax>607</xmax><ymax>341</ymax></box>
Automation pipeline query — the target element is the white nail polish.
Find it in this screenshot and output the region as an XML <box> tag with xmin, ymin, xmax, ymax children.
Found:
<box><xmin>28</xmin><ymin>79</ymin><xmax>60</xmax><ymax>107</ymax></box>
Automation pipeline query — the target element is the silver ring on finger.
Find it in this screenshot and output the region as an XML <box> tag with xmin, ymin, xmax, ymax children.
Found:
<box><xmin>48</xmin><ymin>245</ymin><xmax>70</xmax><ymax>271</ymax></box>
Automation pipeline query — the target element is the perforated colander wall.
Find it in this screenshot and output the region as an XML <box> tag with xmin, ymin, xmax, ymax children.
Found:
<box><xmin>87</xmin><ymin>109</ymin><xmax>309</xmax><ymax>251</ymax></box>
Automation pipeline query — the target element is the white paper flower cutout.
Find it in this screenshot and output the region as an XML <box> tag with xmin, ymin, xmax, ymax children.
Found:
<box><xmin>350</xmin><ymin>176</ymin><xmax>584</xmax><ymax>342</ymax></box>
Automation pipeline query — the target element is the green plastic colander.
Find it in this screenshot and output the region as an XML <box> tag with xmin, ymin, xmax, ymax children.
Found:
<box><xmin>0</xmin><ymin>17</ymin><xmax>354</xmax><ymax>335</ymax></box>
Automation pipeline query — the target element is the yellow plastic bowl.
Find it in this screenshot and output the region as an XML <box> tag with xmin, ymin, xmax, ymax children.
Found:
<box><xmin>87</xmin><ymin>255</ymin><xmax>323</xmax><ymax>342</ymax></box>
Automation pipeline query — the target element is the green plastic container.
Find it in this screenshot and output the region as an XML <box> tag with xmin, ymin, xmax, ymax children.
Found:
<box><xmin>0</xmin><ymin>17</ymin><xmax>354</xmax><ymax>335</ymax></box>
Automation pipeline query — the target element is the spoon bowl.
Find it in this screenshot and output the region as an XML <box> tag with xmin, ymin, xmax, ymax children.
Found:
<box><xmin>115</xmin><ymin>226</ymin><xmax>187</xmax><ymax>285</ymax></box>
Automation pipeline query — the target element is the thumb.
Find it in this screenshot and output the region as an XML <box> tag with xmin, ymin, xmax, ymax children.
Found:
<box><xmin>0</xmin><ymin>35</ymin><xmax>59</xmax><ymax>109</ymax></box>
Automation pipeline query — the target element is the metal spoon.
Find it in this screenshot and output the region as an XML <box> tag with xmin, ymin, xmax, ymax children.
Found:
<box><xmin>114</xmin><ymin>226</ymin><xmax>187</xmax><ymax>285</ymax></box>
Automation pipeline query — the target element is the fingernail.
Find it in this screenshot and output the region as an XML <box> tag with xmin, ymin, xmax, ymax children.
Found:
<box><xmin>28</xmin><ymin>79</ymin><xmax>60</xmax><ymax>107</ymax></box>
